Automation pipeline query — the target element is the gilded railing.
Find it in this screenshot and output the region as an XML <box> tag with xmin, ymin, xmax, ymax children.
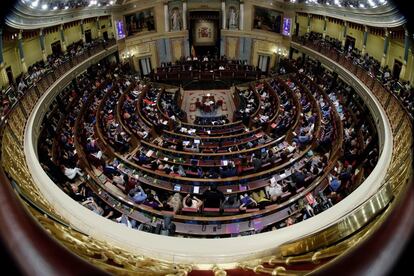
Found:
<box><xmin>233</xmin><ymin>40</ymin><xmax>413</xmax><ymax>273</ymax></box>
<box><xmin>232</xmin><ymin>40</ymin><xmax>413</xmax><ymax>273</ymax></box>
<box><xmin>0</xmin><ymin>37</ymin><xmax>412</xmax><ymax>275</ymax></box>
<box><xmin>0</xmin><ymin>44</ymin><xmax>191</xmax><ymax>275</ymax></box>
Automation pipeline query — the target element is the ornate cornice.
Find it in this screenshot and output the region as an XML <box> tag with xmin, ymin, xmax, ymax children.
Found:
<box><xmin>5</xmin><ymin>2</ymin><xmax>116</xmax><ymax>30</ymax></box>
<box><xmin>5</xmin><ymin>0</ymin><xmax>406</xmax><ymax>30</ymax></box>
<box><xmin>286</xmin><ymin>2</ymin><xmax>406</xmax><ymax>28</ymax></box>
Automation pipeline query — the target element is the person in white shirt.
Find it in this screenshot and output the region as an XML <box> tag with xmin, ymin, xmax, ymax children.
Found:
<box><xmin>61</xmin><ymin>165</ymin><xmax>84</xmax><ymax>180</ymax></box>
<box><xmin>287</xmin><ymin>142</ymin><xmax>297</xmax><ymax>153</ymax></box>
<box><xmin>266</xmin><ymin>180</ymin><xmax>284</xmax><ymax>201</ymax></box>
<box><xmin>17</xmin><ymin>80</ymin><xmax>27</xmax><ymax>94</ymax></box>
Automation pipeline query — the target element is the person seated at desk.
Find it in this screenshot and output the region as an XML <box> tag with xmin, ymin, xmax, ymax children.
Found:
<box><xmin>115</xmin><ymin>214</ymin><xmax>135</xmax><ymax>229</ymax></box>
<box><xmin>251</xmin><ymin>190</ymin><xmax>271</xmax><ymax>209</ymax></box>
<box><xmin>136</xmin><ymin>151</ymin><xmax>150</xmax><ymax>164</ymax></box>
<box><xmin>17</xmin><ymin>79</ymin><xmax>27</xmax><ymax>95</ymax></box>
<box><xmin>265</xmin><ymin>150</ymin><xmax>278</xmax><ymax>164</ymax></box>
<box><xmin>61</xmin><ymin>164</ymin><xmax>84</xmax><ymax>182</ymax></box>
<box><xmin>143</xmin><ymin>193</ymin><xmax>164</xmax><ymax>209</ymax></box>
<box><xmin>251</xmin><ymin>154</ymin><xmax>262</xmax><ymax>172</ymax></box>
<box><xmin>293</xmin><ymin>132</ymin><xmax>313</xmax><ymax>147</ymax></box>
<box><xmin>82</xmin><ymin>196</ymin><xmax>105</xmax><ymax>216</ymax></box>
<box><xmin>183</xmin><ymin>194</ymin><xmax>203</xmax><ymax>211</ymax></box>
<box><xmin>265</xmin><ymin>180</ymin><xmax>284</xmax><ymax>202</ymax></box>
<box><xmin>239</xmin><ymin>193</ymin><xmax>258</xmax><ymax>211</ymax></box>
<box><xmin>202</xmin><ymin>185</ymin><xmax>225</xmax><ymax>208</ymax></box>
<box><xmin>165</xmin><ymin>193</ymin><xmax>183</xmax><ymax>213</ymax></box>
<box><xmin>221</xmin><ymin>195</ymin><xmax>241</xmax><ymax>210</ymax></box>
<box><xmin>328</xmin><ymin>173</ymin><xmax>342</xmax><ymax>193</ymax></box>
<box><xmin>128</xmin><ymin>185</ymin><xmax>147</xmax><ymax>204</ymax></box>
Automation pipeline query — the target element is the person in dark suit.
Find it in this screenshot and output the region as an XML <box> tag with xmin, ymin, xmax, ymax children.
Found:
<box><xmin>202</xmin><ymin>185</ymin><xmax>225</xmax><ymax>208</ymax></box>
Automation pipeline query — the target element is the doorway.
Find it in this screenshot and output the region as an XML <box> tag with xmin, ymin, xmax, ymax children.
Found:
<box><xmin>344</xmin><ymin>36</ymin><xmax>356</xmax><ymax>52</ymax></box>
<box><xmin>258</xmin><ymin>55</ymin><xmax>270</xmax><ymax>73</ymax></box>
<box><xmin>139</xmin><ymin>57</ymin><xmax>152</xmax><ymax>77</ymax></box>
<box><xmin>103</xmin><ymin>31</ymin><xmax>109</xmax><ymax>41</ymax></box>
<box><xmin>6</xmin><ymin>66</ymin><xmax>14</xmax><ymax>85</ymax></box>
<box><xmin>392</xmin><ymin>59</ymin><xmax>402</xmax><ymax>80</ymax></box>
<box><xmin>51</xmin><ymin>41</ymin><xmax>62</xmax><ymax>56</ymax></box>
<box><xmin>85</xmin><ymin>30</ymin><xmax>92</xmax><ymax>43</ymax></box>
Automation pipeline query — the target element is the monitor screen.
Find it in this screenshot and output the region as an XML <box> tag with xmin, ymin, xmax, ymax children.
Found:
<box><xmin>282</xmin><ymin>17</ymin><xmax>291</xmax><ymax>36</ymax></box>
<box><xmin>116</xmin><ymin>20</ymin><xmax>126</xmax><ymax>40</ymax></box>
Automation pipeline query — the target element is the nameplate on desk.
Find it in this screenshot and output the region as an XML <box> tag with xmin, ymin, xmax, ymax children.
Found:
<box><xmin>193</xmin><ymin>186</ymin><xmax>200</xmax><ymax>194</ymax></box>
<box><xmin>173</xmin><ymin>185</ymin><xmax>181</xmax><ymax>191</ymax></box>
<box><xmin>226</xmin><ymin>189</ymin><xmax>232</xmax><ymax>193</ymax></box>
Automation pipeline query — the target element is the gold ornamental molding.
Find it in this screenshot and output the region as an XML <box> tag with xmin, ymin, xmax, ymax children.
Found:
<box><xmin>0</xmin><ymin>40</ymin><xmax>412</xmax><ymax>275</ymax></box>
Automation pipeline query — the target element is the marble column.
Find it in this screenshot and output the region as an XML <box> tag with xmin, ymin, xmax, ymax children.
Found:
<box><xmin>341</xmin><ymin>21</ymin><xmax>347</xmax><ymax>48</ymax></box>
<box><xmin>399</xmin><ymin>29</ymin><xmax>410</xmax><ymax>80</ymax></box>
<box><xmin>182</xmin><ymin>0</ymin><xmax>187</xmax><ymax>30</ymax></box>
<box><xmin>239</xmin><ymin>1</ymin><xmax>244</xmax><ymax>31</ymax></box>
<box><xmin>39</xmin><ymin>28</ymin><xmax>47</xmax><ymax>62</ymax></box>
<box><xmin>0</xmin><ymin>28</ymin><xmax>9</xmax><ymax>88</ymax></box>
<box><xmin>362</xmin><ymin>25</ymin><xmax>368</xmax><ymax>55</ymax></box>
<box><xmin>96</xmin><ymin>17</ymin><xmax>101</xmax><ymax>38</ymax></box>
<box><xmin>164</xmin><ymin>2</ymin><xmax>169</xmax><ymax>32</ymax></box>
<box><xmin>80</xmin><ymin>20</ymin><xmax>86</xmax><ymax>43</ymax></box>
<box><xmin>222</xmin><ymin>0</ymin><xmax>226</xmax><ymax>30</ymax></box>
<box><xmin>17</xmin><ymin>30</ymin><xmax>27</xmax><ymax>74</ymax></box>
<box><xmin>381</xmin><ymin>29</ymin><xmax>389</xmax><ymax>68</ymax></box>
<box><xmin>322</xmin><ymin>16</ymin><xmax>327</xmax><ymax>39</ymax></box>
<box><xmin>60</xmin><ymin>24</ymin><xmax>67</xmax><ymax>52</ymax></box>
<box><xmin>307</xmin><ymin>14</ymin><xmax>311</xmax><ymax>33</ymax></box>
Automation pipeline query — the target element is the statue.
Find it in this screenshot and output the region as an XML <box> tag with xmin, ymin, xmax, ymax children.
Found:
<box><xmin>171</xmin><ymin>7</ymin><xmax>181</xmax><ymax>31</ymax></box>
<box><xmin>228</xmin><ymin>6</ymin><xmax>238</xmax><ymax>29</ymax></box>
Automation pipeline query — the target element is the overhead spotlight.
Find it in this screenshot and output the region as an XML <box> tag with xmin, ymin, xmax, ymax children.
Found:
<box><xmin>110</xmin><ymin>0</ymin><xmax>114</xmax><ymax>5</ymax></box>
<box><xmin>41</xmin><ymin>4</ymin><xmax>48</xmax><ymax>10</ymax></box>
<box><xmin>53</xmin><ymin>6</ymin><xmax>58</xmax><ymax>10</ymax></box>
<box><xmin>64</xmin><ymin>6</ymin><xmax>69</xmax><ymax>9</ymax></box>
<box><xmin>31</xmin><ymin>0</ymin><xmax>39</xmax><ymax>8</ymax></box>
<box><xmin>359</xmin><ymin>3</ymin><xmax>365</xmax><ymax>8</ymax></box>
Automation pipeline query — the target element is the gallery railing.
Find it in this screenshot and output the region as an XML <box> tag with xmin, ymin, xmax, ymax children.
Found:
<box><xmin>0</xmin><ymin>36</ymin><xmax>412</xmax><ymax>275</ymax></box>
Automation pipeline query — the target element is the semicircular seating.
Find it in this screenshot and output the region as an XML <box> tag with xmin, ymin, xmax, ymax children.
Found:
<box><xmin>37</xmin><ymin>55</ymin><xmax>379</xmax><ymax>237</ymax></box>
